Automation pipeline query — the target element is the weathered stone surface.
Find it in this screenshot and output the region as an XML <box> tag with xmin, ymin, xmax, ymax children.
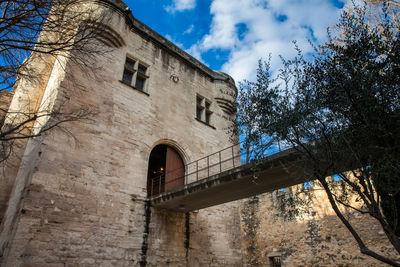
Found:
<box><xmin>240</xmin><ymin>185</ymin><xmax>399</xmax><ymax>266</ymax></box>
<box><xmin>2</xmin><ymin>1</ymin><xmax>395</xmax><ymax>266</ymax></box>
<box><xmin>0</xmin><ymin>1</ymin><xmax>243</xmax><ymax>266</ymax></box>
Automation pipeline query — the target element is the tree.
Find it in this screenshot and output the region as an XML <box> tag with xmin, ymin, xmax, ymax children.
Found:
<box><xmin>237</xmin><ymin>2</ymin><xmax>400</xmax><ymax>266</ymax></box>
<box><xmin>0</xmin><ymin>0</ymin><xmax>112</xmax><ymax>164</ymax></box>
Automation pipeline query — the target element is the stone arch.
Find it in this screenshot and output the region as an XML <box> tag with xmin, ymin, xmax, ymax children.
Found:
<box><xmin>147</xmin><ymin>140</ymin><xmax>188</xmax><ymax>197</ymax></box>
<box><xmin>149</xmin><ymin>138</ymin><xmax>189</xmax><ymax>165</ymax></box>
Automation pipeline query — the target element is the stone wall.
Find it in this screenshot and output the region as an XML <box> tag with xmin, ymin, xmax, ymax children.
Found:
<box><xmin>0</xmin><ymin>53</ymin><xmax>57</xmax><ymax>221</ymax></box>
<box><xmin>5</xmin><ymin>1</ymin><xmax>396</xmax><ymax>266</ymax></box>
<box><xmin>0</xmin><ymin>1</ymin><xmax>243</xmax><ymax>266</ymax></box>
<box><xmin>0</xmin><ymin>89</ymin><xmax>13</xmax><ymax>224</ymax></box>
<box><xmin>0</xmin><ymin>91</ymin><xmax>13</xmax><ymax>125</ymax></box>
<box><xmin>240</xmin><ymin>184</ymin><xmax>399</xmax><ymax>266</ymax></box>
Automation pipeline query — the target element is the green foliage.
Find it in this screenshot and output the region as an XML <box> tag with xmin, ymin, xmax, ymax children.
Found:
<box><xmin>236</xmin><ymin>57</ymin><xmax>278</xmax><ymax>158</ymax></box>
<box><xmin>274</xmin><ymin>186</ymin><xmax>316</xmax><ymax>221</ymax></box>
<box><xmin>237</xmin><ymin>2</ymin><xmax>400</xmax><ymax>264</ymax></box>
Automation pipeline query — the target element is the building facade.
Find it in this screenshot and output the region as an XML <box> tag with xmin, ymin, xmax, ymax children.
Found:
<box><xmin>0</xmin><ymin>0</ymin><xmax>243</xmax><ymax>265</ymax></box>
<box><xmin>0</xmin><ymin>1</ymin><xmax>396</xmax><ymax>266</ymax></box>
<box><xmin>240</xmin><ymin>187</ymin><xmax>399</xmax><ymax>266</ymax></box>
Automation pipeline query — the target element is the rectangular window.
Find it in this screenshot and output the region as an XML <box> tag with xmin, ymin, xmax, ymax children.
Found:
<box><xmin>269</xmin><ymin>256</ymin><xmax>281</xmax><ymax>267</ymax></box>
<box><xmin>205</xmin><ymin>110</ymin><xmax>212</xmax><ymax>124</ymax></box>
<box><xmin>205</xmin><ymin>100</ymin><xmax>212</xmax><ymax>124</ymax></box>
<box><xmin>196</xmin><ymin>94</ymin><xmax>213</xmax><ymax>127</ymax></box>
<box><xmin>122</xmin><ymin>70</ymin><xmax>133</xmax><ymax>85</ymax></box>
<box><xmin>138</xmin><ymin>64</ymin><xmax>147</xmax><ymax>75</ymax></box>
<box><xmin>135</xmin><ymin>76</ymin><xmax>145</xmax><ymax>90</ymax></box>
<box><xmin>196</xmin><ymin>96</ymin><xmax>204</xmax><ymax>120</ymax></box>
<box><xmin>121</xmin><ymin>56</ymin><xmax>149</xmax><ymax>92</ymax></box>
<box><xmin>122</xmin><ymin>58</ymin><xmax>136</xmax><ymax>85</ymax></box>
<box><xmin>125</xmin><ymin>58</ymin><xmax>135</xmax><ymax>70</ymax></box>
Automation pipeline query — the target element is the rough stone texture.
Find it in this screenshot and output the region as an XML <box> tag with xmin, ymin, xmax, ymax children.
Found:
<box><xmin>3</xmin><ymin>1</ymin><xmax>395</xmax><ymax>266</ymax></box>
<box><xmin>240</xmin><ymin>185</ymin><xmax>399</xmax><ymax>266</ymax></box>
<box><xmin>0</xmin><ymin>90</ymin><xmax>14</xmax><ymax>220</ymax></box>
<box><xmin>0</xmin><ymin>91</ymin><xmax>13</xmax><ymax>124</ymax></box>
<box><xmin>0</xmin><ymin>52</ymin><xmax>57</xmax><ymax>223</ymax></box>
<box><xmin>0</xmin><ymin>1</ymin><xmax>243</xmax><ymax>266</ymax></box>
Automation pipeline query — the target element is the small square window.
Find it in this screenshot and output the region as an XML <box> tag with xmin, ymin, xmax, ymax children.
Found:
<box><xmin>269</xmin><ymin>256</ymin><xmax>281</xmax><ymax>267</ymax></box>
<box><xmin>125</xmin><ymin>58</ymin><xmax>135</xmax><ymax>70</ymax></box>
<box><xmin>138</xmin><ymin>64</ymin><xmax>147</xmax><ymax>75</ymax></box>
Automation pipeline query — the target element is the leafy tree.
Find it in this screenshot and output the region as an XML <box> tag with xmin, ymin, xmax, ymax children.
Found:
<box><xmin>237</xmin><ymin>2</ymin><xmax>400</xmax><ymax>266</ymax></box>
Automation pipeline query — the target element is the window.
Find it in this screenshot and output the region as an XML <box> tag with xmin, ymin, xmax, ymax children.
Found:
<box><xmin>269</xmin><ymin>256</ymin><xmax>281</xmax><ymax>267</ymax></box>
<box><xmin>121</xmin><ymin>57</ymin><xmax>149</xmax><ymax>92</ymax></box>
<box><xmin>122</xmin><ymin>58</ymin><xmax>135</xmax><ymax>85</ymax></box>
<box><xmin>196</xmin><ymin>94</ymin><xmax>213</xmax><ymax>126</ymax></box>
<box><xmin>196</xmin><ymin>96</ymin><xmax>204</xmax><ymax>120</ymax></box>
<box><xmin>135</xmin><ymin>76</ymin><xmax>145</xmax><ymax>90</ymax></box>
<box><xmin>205</xmin><ymin>100</ymin><xmax>212</xmax><ymax>124</ymax></box>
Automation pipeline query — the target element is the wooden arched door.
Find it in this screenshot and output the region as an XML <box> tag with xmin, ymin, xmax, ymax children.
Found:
<box><xmin>165</xmin><ymin>146</ymin><xmax>185</xmax><ymax>191</ymax></box>
<box><xmin>147</xmin><ymin>145</ymin><xmax>185</xmax><ymax>196</ymax></box>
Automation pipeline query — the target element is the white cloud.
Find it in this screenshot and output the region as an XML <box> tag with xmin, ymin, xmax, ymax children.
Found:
<box><xmin>165</xmin><ymin>34</ymin><xmax>184</xmax><ymax>49</ymax></box>
<box><xmin>183</xmin><ymin>24</ymin><xmax>195</xmax><ymax>34</ymax></box>
<box><xmin>186</xmin><ymin>44</ymin><xmax>207</xmax><ymax>65</ymax></box>
<box><xmin>190</xmin><ymin>0</ymin><xmax>347</xmax><ymax>82</ymax></box>
<box><xmin>165</xmin><ymin>0</ymin><xmax>196</xmax><ymax>13</ymax></box>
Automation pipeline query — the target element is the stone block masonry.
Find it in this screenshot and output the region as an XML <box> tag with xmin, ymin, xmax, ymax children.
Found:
<box><xmin>1</xmin><ymin>1</ymin><xmax>391</xmax><ymax>266</ymax></box>
<box><xmin>240</xmin><ymin>186</ymin><xmax>399</xmax><ymax>266</ymax></box>
<box><xmin>0</xmin><ymin>0</ymin><xmax>243</xmax><ymax>266</ymax></box>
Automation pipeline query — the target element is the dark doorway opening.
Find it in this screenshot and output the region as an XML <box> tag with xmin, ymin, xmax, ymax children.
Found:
<box><xmin>147</xmin><ymin>145</ymin><xmax>185</xmax><ymax>197</ymax></box>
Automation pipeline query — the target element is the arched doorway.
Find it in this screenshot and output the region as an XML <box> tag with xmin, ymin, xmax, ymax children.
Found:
<box><xmin>147</xmin><ymin>144</ymin><xmax>185</xmax><ymax>196</ymax></box>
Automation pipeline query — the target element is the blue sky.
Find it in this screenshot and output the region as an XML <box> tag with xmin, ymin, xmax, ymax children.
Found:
<box><xmin>125</xmin><ymin>0</ymin><xmax>348</xmax><ymax>83</ymax></box>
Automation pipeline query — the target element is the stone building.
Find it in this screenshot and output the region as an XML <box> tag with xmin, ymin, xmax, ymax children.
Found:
<box><xmin>0</xmin><ymin>0</ymin><xmax>242</xmax><ymax>265</ymax></box>
<box><xmin>0</xmin><ymin>0</ymin><xmax>396</xmax><ymax>266</ymax></box>
<box><xmin>240</xmin><ymin>186</ymin><xmax>398</xmax><ymax>266</ymax></box>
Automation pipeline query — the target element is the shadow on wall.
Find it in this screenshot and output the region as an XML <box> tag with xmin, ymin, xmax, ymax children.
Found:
<box><xmin>240</xmin><ymin>188</ymin><xmax>398</xmax><ymax>266</ymax></box>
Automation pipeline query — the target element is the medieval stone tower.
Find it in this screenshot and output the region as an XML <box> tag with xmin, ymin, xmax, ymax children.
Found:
<box><xmin>0</xmin><ymin>0</ymin><xmax>243</xmax><ymax>265</ymax></box>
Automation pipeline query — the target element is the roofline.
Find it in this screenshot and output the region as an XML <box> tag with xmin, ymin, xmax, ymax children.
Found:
<box><xmin>97</xmin><ymin>0</ymin><xmax>236</xmax><ymax>88</ymax></box>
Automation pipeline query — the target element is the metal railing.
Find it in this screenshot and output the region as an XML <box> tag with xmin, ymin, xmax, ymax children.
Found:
<box><xmin>148</xmin><ymin>138</ymin><xmax>282</xmax><ymax>197</ymax></box>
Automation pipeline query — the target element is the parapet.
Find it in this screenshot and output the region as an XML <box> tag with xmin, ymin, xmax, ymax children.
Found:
<box><xmin>96</xmin><ymin>0</ymin><xmax>237</xmax><ymax>85</ymax></box>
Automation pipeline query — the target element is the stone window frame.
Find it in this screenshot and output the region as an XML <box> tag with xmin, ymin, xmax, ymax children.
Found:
<box><xmin>120</xmin><ymin>55</ymin><xmax>150</xmax><ymax>95</ymax></box>
<box><xmin>267</xmin><ymin>252</ymin><xmax>282</xmax><ymax>267</ymax></box>
<box><xmin>195</xmin><ymin>94</ymin><xmax>214</xmax><ymax>129</ymax></box>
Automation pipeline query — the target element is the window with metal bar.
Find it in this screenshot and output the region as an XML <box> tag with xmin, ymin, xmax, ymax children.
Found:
<box><xmin>269</xmin><ymin>256</ymin><xmax>281</xmax><ymax>267</ymax></box>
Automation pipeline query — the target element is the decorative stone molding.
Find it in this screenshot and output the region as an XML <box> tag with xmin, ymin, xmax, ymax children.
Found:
<box><xmin>213</xmin><ymin>72</ymin><xmax>237</xmax><ymax>116</ymax></box>
<box><xmin>85</xmin><ymin>21</ymin><xmax>126</xmax><ymax>48</ymax></box>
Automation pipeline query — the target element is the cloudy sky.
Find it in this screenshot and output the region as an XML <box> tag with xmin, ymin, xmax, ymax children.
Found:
<box><xmin>125</xmin><ymin>0</ymin><xmax>348</xmax><ymax>83</ymax></box>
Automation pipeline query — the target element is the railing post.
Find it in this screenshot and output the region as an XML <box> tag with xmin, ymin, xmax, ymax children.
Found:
<box><xmin>219</xmin><ymin>151</ymin><xmax>222</xmax><ymax>173</ymax></box>
<box><xmin>232</xmin><ymin>146</ymin><xmax>235</xmax><ymax>168</ymax></box>
<box><xmin>207</xmin><ymin>156</ymin><xmax>210</xmax><ymax>177</ymax></box>
<box><xmin>185</xmin><ymin>165</ymin><xmax>187</xmax><ymax>184</ymax></box>
<box><xmin>151</xmin><ymin>178</ymin><xmax>154</xmax><ymax>196</ymax></box>
<box><xmin>196</xmin><ymin>161</ymin><xmax>199</xmax><ymax>181</ymax></box>
<box><xmin>159</xmin><ymin>176</ymin><xmax>161</xmax><ymax>194</ymax></box>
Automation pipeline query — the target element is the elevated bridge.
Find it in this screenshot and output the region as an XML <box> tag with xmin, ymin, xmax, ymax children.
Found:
<box><xmin>149</xmin><ymin>142</ymin><xmax>329</xmax><ymax>212</ymax></box>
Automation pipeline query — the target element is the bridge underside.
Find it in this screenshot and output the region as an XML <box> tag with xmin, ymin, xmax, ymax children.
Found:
<box><xmin>150</xmin><ymin>149</ymin><xmax>315</xmax><ymax>212</ymax></box>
